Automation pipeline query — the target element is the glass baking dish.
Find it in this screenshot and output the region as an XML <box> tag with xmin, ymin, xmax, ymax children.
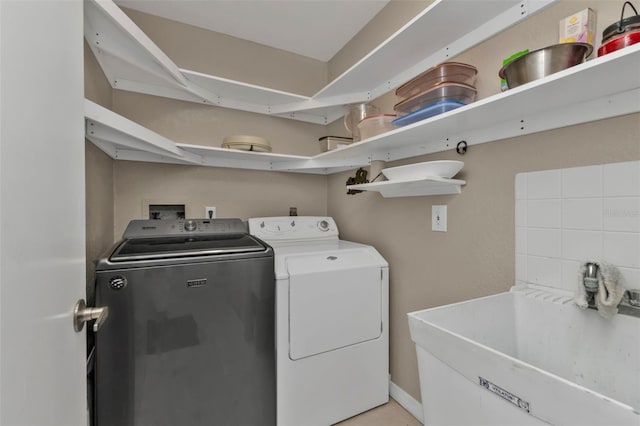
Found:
<box><xmin>395</xmin><ymin>62</ymin><xmax>478</xmax><ymax>99</ymax></box>
<box><xmin>394</xmin><ymin>82</ymin><xmax>476</xmax><ymax>115</ymax></box>
<box><xmin>392</xmin><ymin>100</ymin><xmax>466</xmax><ymax>127</ymax></box>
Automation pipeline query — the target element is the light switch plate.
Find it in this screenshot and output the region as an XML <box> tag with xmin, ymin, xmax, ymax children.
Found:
<box><xmin>432</xmin><ymin>205</ymin><xmax>447</xmax><ymax>232</ymax></box>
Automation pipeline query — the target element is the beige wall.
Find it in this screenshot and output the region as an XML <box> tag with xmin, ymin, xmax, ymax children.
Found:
<box><xmin>84</xmin><ymin>41</ymin><xmax>115</xmax><ymax>298</ymax></box>
<box><xmin>112</xmin><ymin>162</ymin><xmax>327</xmax><ymax>238</ymax></box>
<box><xmin>328</xmin><ymin>1</ymin><xmax>640</xmax><ymax>401</ymax></box>
<box><xmin>121</xmin><ymin>7</ymin><xmax>328</xmax><ymax>97</ymax></box>
<box><xmin>328</xmin><ymin>0</ymin><xmax>432</xmax><ymax>81</ymax></box>
<box><xmin>108</xmin><ymin>90</ymin><xmax>330</xmax><ymax>239</ymax></box>
<box><xmin>111</xmin><ymin>91</ymin><xmax>328</xmax><ymax>157</ymax></box>
<box><xmin>84</xmin><ymin>41</ymin><xmax>112</xmax><ymax>109</ymax></box>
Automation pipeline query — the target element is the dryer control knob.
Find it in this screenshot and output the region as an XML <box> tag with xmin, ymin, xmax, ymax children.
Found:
<box><xmin>318</xmin><ymin>220</ymin><xmax>329</xmax><ymax>231</ymax></box>
<box><xmin>184</xmin><ymin>220</ymin><xmax>197</xmax><ymax>231</ymax></box>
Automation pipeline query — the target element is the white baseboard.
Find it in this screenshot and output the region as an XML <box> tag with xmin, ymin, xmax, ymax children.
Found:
<box><xmin>389</xmin><ymin>380</ymin><xmax>423</xmax><ymax>424</ymax></box>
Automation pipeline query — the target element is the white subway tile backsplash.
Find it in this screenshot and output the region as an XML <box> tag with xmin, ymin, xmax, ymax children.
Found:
<box><xmin>603</xmin><ymin>232</ymin><xmax>640</xmax><ymax>268</ymax></box>
<box><xmin>515</xmin><ymin>173</ymin><xmax>527</xmax><ymax>200</ymax></box>
<box><xmin>527</xmin><ymin>256</ymin><xmax>562</xmax><ymax>288</ymax></box>
<box><xmin>562</xmin><ymin>164</ymin><xmax>602</xmax><ymax>198</ymax></box>
<box><xmin>603</xmin><ymin>197</ymin><xmax>640</xmax><ymax>232</ymax></box>
<box><xmin>516</xmin><ymin>254</ymin><xmax>526</xmax><ymax>281</ymax></box>
<box><xmin>604</xmin><ymin>161</ymin><xmax>640</xmax><ymax>197</ymax></box>
<box><xmin>527</xmin><ymin>169</ymin><xmax>561</xmax><ymax>199</ymax></box>
<box><xmin>516</xmin><ymin>200</ymin><xmax>527</xmax><ymax>227</ymax></box>
<box><xmin>562</xmin><ymin>198</ymin><xmax>602</xmax><ymax>230</ymax></box>
<box><xmin>562</xmin><ymin>230</ymin><xmax>602</xmax><ymax>261</ymax></box>
<box><xmin>516</xmin><ymin>161</ymin><xmax>640</xmax><ymax>293</ymax></box>
<box><xmin>561</xmin><ymin>260</ymin><xmax>582</xmax><ymax>293</ymax></box>
<box><xmin>619</xmin><ymin>267</ymin><xmax>640</xmax><ymax>290</ymax></box>
<box><xmin>516</xmin><ymin>226</ymin><xmax>527</xmax><ymax>254</ymax></box>
<box><xmin>528</xmin><ymin>228</ymin><xmax>561</xmax><ymax>257</ymax></box>
<box><xmin>527</xmin><ymin>199</ymin><xmax>561</xmax><ymax>228</ymax></box>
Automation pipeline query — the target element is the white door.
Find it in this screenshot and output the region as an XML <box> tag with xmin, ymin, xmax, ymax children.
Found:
<box><xmin>0</xmin><ymin>1</ymin><xmax>87</xmax><ymax>425</ymax></box>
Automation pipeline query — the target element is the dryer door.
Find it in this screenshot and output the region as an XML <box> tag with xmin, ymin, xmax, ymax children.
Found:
<box><xmin>286</xmin><ymin>250</ymin><xmax>382</xmax><ymax>360</ymax></box>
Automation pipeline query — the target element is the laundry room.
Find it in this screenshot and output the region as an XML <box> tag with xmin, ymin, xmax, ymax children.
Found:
<box><xmin>1</xmin><ymin>0</ymin><xmax>638</xmax><ymax>425</ymax></box>
<box><xmin>83</xmin><ymin>0</ymin><xmax>639</xmax><ymax>424</ymax></box>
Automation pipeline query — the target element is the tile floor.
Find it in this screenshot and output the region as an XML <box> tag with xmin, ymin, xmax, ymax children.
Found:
<box><xmin>335</xmin><ymin>398</ymin><xmax>421</xmax><ymax>426</ymax></box>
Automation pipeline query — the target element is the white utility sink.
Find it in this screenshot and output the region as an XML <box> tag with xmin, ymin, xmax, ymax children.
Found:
<box><xmin>408</xmin><ymin>287</ymin><xmax>640</xmax><ymax>426</ymax></box>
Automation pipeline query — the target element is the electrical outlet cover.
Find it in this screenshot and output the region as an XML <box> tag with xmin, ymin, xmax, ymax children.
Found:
<box><xmin>432</xmin><ymin>205</ymin><xmax>447</xmax><ymax>232</ymax></box>
<box><xmin>205</xmin><ymin>207</ymin><xmax>216</xmax><ymax>219</ymax></box>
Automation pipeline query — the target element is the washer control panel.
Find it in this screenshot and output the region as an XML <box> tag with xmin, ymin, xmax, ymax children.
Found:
<box><xmin>248</xmin><ymin>216</ymin><xmax>339</xmax><ymax>241</ymax></box>
<box><xmin>122</xmin><ymin>218</ymin><xmax>247</xmax><ymax>239</ymax></box>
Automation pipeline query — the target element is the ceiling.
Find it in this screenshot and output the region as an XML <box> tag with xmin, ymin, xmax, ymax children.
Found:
<box><xmin>114</xmin><ymin>0</ymin><xmax>390</xmax><ymax>62</ymax></box>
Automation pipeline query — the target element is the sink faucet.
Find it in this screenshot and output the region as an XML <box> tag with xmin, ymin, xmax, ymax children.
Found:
<box><xmin>581</xmin><ymin>262</ymin><xmax>640</xmax><ymax>318</ymax></box>
<box><xmin>583</xmin><ymin>262</ymin><xmax>600</xmax><ymax>309</ymax></box>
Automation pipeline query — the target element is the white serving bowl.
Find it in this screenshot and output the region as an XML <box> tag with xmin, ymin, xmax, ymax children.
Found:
<box><xmin>382</xmin><ymin>160</ymin><xmax>463</xmax><ymax>181</ymax></box>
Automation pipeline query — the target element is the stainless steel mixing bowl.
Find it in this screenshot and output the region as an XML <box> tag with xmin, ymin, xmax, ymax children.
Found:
<box><xmin>498</xmin><ymin>42</ymin><xmax>593</xmax><ymax>89</ymax></box>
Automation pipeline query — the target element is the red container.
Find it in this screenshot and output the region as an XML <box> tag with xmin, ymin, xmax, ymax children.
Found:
<box><xmin>599</xmin><ymin>1</ymin><xmax>640</xmax><ymax>56</ymax></box>
<box><xmin>597</xmin><ymin>30</ymin><xmax>640</xmax><ymax>56</ymax></box>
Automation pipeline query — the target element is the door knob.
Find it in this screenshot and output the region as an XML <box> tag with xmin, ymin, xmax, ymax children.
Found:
<box><xmin>73</xmin><ymin>299</ymin><xmax>109</xmax><ymax>332</ymax></box>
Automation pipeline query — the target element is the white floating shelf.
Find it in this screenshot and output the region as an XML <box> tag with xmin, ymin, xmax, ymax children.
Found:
<box><xmin>84</xmin><ymin>43</ymin><xmax>640</xmax><ymax>176</ymax></box>
<box><xmin>313</xmin><ymin>0</ymin><xmax>553</xmax><ymax>102</ymax></box>
<box><xmin>348</xmin><ymin>177</ymin><xmax>465</xmax><ymax>198</ymax></box>
<box><xmin>84</xmin><ymin>99</ymin><xmax>338</xmax><ymax>174</ymax></box>
<box><xmin>85</xmin><ymin>99</ymin><xmax>199</xmax><ymax>162</ymax></box>
<box><xmin>84</xmin><ymin>0</ymin><xmax>555</xmax><ymax>124</ymax></box>
<box><xmin>312</xmin><ymin>44</ymin><xmax>640</xmax><ymax>167</ymax></box>
<box><xmin>84</xmin><ymin>0</ymin><xmax>188</xmax><ymax>89</ymax></box>
<box><xmin>176</xmin><ymin>143</ymin><xmax>327</xmax><ymax>173</ymax></box>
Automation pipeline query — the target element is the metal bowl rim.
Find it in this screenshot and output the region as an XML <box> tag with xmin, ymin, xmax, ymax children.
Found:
<box><xmin>498</xmin><ymin>42</ymin><xmax>593</xmax><ymax>79</ymax></box>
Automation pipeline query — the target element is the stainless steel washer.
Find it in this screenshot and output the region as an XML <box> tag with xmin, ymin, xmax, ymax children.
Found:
<box><xmin>93</xmin><ymin>219</ymin><xmax>275</xmax><ymax>426</ymax></box>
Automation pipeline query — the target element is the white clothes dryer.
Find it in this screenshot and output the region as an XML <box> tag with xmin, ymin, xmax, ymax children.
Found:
<box><xmin>248</xmin><ymin>216</ymin><xmax>389</xmax><ymax>426</ymax></box>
